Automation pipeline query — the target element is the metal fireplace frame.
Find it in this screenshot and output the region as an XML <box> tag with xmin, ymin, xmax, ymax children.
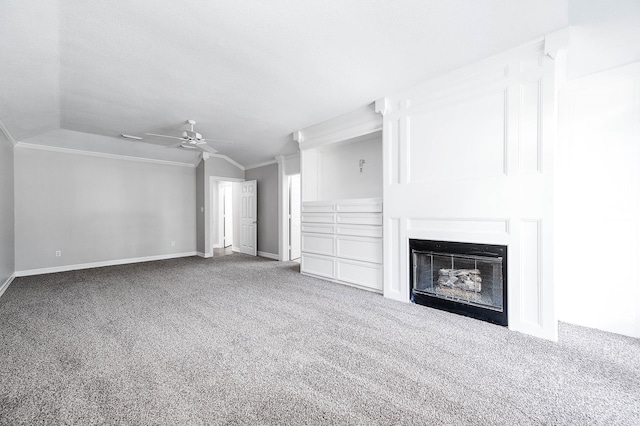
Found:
<box><xmin>409</xmin><ymin>239</ymin><xmax>508</xmax><ymax>326</ymax></box>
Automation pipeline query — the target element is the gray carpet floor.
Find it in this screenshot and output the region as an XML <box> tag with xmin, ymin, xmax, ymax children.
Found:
<box><xmin>0</xmin><ymin>254</ymin><xmax>638</xmax><ymax>425</ymax></box>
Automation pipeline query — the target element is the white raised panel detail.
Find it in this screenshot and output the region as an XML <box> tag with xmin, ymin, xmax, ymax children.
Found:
<box><xmin>520</xmin><ymin>81</ymin><xmax>541</xmax><ymax>173</ymax></box>
<box><xmin>336</xmin><ymin>213</ymin><xmax>382</xmax><ymax>226</ymax></box>
<box><xmin>301</xmin><ymin>234</ymin><xmax>335</xmax><ymax>256</ymax></box>
<box><xmin>302</xmin><ymin>203</ymin><xmax>335</xmax><ymax>213</ymax></box>
<box><xmin>408</xmin><ymin>218</ymin><xmax>509</xmax><ymax>235</ymax></box>
<box><xmin>386</xmin><ymin>218</ymin><xmax>402</xmax><ymax>296</ymax></box>
<box><xmin>301</xmin><ymin>253</ymin><xmax>335</xmax><ymax>279</ymax></box>
<box><xmin>336</xmin><ymin>224</ymin><xmax>382</xmax><ymax>238</ymax></box>
<box><xmin>408</xmin><ymin>91</ymin><xmax>506</xmax><ymax>182</ymax></box>
<box><xmin>336</xmin><ymin>201</ymin><xmax>382</xmax><ymax>213</ymax></box>
<box><xmin>301</xmin><ymin>223</ymin><xmax>335</xmax><ymax>235</ymax></box>
<box><xmin>520</xmin><ymin>220</ymin><xmax>541</xmax><ymax>325</ymax></box>
<box><xmin>336</xmin><ymin>259</ymin><xmax>382</xmax><ymax>291</ymax></box>
<box><xmin>388</xmin><ymin>118</ymin><xmax>400</xmax><ymax>185</ymax></box>
<box><xmin>301</xmin><ymin>213</ymin><xmax>335</xmax><ymax>224</ymax></box>
<box><xmin>336</xmin><ymin>236</ymin><xmax>382</xmax><ymax>264</ymax></box>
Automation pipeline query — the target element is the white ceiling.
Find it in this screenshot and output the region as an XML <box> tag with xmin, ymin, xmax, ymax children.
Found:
<box><xmin>0</xmin><ymin>0</ymin><xmax>568</xmax><ymax>167</ymax></box>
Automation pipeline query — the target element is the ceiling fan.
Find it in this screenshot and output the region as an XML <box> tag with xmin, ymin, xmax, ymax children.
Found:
<box><xmin>141</xmin><ymin>120</ymin><xmax>233</xmax><ymax>154</ymax></box>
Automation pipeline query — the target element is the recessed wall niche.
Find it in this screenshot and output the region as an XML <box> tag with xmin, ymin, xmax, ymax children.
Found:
<box><xmin>312</xmin><ymin>131</ymin><xmax>382</xmax><ymax>201</ymax></box>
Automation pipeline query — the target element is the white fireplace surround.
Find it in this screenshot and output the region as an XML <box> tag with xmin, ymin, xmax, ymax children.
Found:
<box><xmin>297</xmin><ymin>31</ymin><xmax>569</xmax><ymax>341</ymax></box>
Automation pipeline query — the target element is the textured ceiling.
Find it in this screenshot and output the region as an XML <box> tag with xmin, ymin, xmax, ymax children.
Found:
<box><xmin>0</xmin><ymin>0</ymin><xmax>568</xmax><ymax>167</ymax></box>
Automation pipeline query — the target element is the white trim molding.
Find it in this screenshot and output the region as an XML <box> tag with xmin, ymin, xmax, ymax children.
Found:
<box><xmin>0</xmin><ymin>115</ymin><xmax>17</xmax><ymax>146</ymax></box>
<box><xmin>208</xmin><ymin>153</ymin><xmax>245</xmax><ymax>171</ymax></box>
<box><xmin>258</xmin><ymin>251</ymin><xmax>278</xmax><ymax>260</ymax></box>
<box><xmin>15</xmin><ymin>252</ymin><xmax>197</xmax><ymax>277</ymax></box>
<box><xmin>0</xmin><ymin>274</ymin><xmax>15</xmax><ymax>299</ymax></box>
<box><xmin>245</xmin><ymin>159</ymin><xmax>277</xmax><ymax>170</ymax></box>
<box><xmin>197</xmin><ymin>252</ymin><xmax>213</xmax><ymax>258</ymax></box>
<box><xmin>15</xmin><ymin>142</ymin><xmax>197</xmax><ymax>168</ymax></box>
<box><xmin>295</xmin><ymin>103</ymin><xmax>382</xmax><ymax>150</ymax></box>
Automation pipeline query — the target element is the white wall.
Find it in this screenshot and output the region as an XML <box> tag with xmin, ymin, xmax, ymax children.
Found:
<box><xmin>14</xmin><ymin>146</ymin><xmax>197</xmax><ymax>272</ymax></box>
<box><xmin>380</xmin><ymin>37</ymin><xmax>561</xmax><ymax>340</ymax></box>
<box><xmin>0</xmin><ymin>130</ymin><xmax>14</xmax><ymax>289</ymax></box>
<box><xmin>555</xmin><ymin>2</ymin><xmax>640</xmax><ymax>337</ymax></box>
<box><xmin>318</xmin><ymin>132</ymin><xmax>382</xmax><ymax>200</ymax></box>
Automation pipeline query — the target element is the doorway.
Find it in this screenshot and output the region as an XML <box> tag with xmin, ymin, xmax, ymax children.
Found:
<box><xmin>220</xmin><ymin>182</ymin><xmax>233</xmax><ymax>248</ymax></box>
<box><xmin>288</xmin><ymin>174</ymin><xmax>301</xmax><ymax>260</ymax></box>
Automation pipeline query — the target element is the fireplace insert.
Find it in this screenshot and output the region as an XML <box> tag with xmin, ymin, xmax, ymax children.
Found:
<box><xmin>409</xmin><ymin>239</ymin><xmax>508</xmax><ymax>326</ymax></box>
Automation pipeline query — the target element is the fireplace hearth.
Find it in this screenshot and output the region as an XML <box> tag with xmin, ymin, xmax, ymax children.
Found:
<box><xmin>410</xmin><ymin>239</ymin><xmax>508</xmax><ymax>326</ymax></box>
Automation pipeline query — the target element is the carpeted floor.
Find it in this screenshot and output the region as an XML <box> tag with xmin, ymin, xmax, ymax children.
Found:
<box><xmin>0</xmin><ymin>254</ymin><xmax>638</xmax><ymax>425</ymax></box>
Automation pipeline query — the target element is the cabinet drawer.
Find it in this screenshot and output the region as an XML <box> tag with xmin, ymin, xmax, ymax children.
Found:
<box><xmin>336</xmin><ymin>259</ymin><xmax>382</xmax><ymax>291</ymax></box>
<box><xmin>301</xmin><ymin>203</ymin><xmax>335</xmax><ymax>213</ymax></box>
<box><xmin>301</xmin><ymin>213</ymin><xmax>335</xmax><ymax>224</ymax></box>
<box><xmin>301</xmin><ymin>233</ymin><xmax>335</xmax><ymax>256</ymax></box>
<box><xmin>301</xmin><ymin>253</ymin><xmax>335</xmax><ymax>279</ymax></box>
<box><xmin>301</xmin><ymin>223</ymin><xmax>335</xmax><ymax>235</ymax></box>
<box><xmin>336</xmin><ymin>236</ymin><xmax>382</xmax><ymax>264</ymax></box>
<box><xmin>336</xmin><ymin>201</ymin><xmax>382</xmax><ymax>213</ymax></box>
<box><xmin>336</xmin><ymin>224</ymin><xmax>382</xmax><ymax>238</ymax></box>
<box><xmin>336</xmin><ymin>213</ymin><xmax>382</xmax><ymax>226</ymax></box>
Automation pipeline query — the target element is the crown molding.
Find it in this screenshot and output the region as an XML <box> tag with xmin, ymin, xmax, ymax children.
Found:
<box><xmin>15</xmin><ymin>142</ymin><xmax>197</xmax><ymax>168</ymax></box>
<box><xmin>0</xmin><ymin>115</ymin><xmax>17</xmax><ymax>146</ymax></box>
<box><xmin>245</xmin><ymin>159</ymin><xmax>277</xmax><ymax>170</ymax></box>
<box><xmin>295</xmin><ymin>103</ymin><xmax>382</xmax><ymax>150</ymax></box>
<box><xmin>207</xmin><ymin>153</ymin><xmax>245</xmax><ymax>170</ymax></box>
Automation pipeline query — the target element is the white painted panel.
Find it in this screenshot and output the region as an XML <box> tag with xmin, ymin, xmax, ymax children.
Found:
<box><xmin>520</xmin><ymin>80</ymin><xmax>541</xmax><ymax>173</ymax></box>
<box><xmin>409</xmin><ymin>91</ymin><xmax>506</xmax><ymax>182</ymax></box>
<box><xmin>301</xmin><ymin>233</ymin><xmax>335</xmax><ymax>256</ymax></box>
<box><xmin>336</xmin><ymin>236</ymin><xmax>382</xmax><ymax>264</ymax></box>
<box><xmin>336</xmin><ymin>213</ymin><xmax>382</xmax><ymax>226</ymax></box>
<box><xmin>408</xmin><ymin>218</ymin><xmax>509</xmax><ymax>235</ymax></box>
<box><xmin>335</xmin><ymin>201</ymin><xmax>382</xmax><ymax>213</ymax></box>
<box><xmin>336</xmin><ymin>259</ymin><xmax>382</xmax><ymax>291</ymax></box>
<box><xmin>388</xmin><ymin>118</ymin><xmax>400</xmax><ymax>185</ymax></box>
<box><xmin>301</xmin><ymin>253</ymin><xmax>335</xmax><ymax>279</ymax></box>
<box><xmin>336</xmin><ymin>225</ymin><xmax>382</xmax><ymax>238</ymax></box>
<box><xmin>520</xmin><ymin>220</ymin><xmax>541</xmax><ymax>325</ymax></box>
<box><xmin>301</xmin><ymin>203</ymin><xmax>335</xmax><ymax>213</ymax></box>
<box><xmin>301</xmin><ymin>223</ymin><xmax>335</xmax><ymax>235</ymax></box>
<box><xmin>301</xmin><ymin>213</ymin><xmax>335</xmax><ymax>224</ymax></box>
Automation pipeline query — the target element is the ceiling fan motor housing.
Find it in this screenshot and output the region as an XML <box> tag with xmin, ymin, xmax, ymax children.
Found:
<box><xmin>182</xmin><ymin>130</ymin><xmax>202</xmax><ymax>140</ymax></box>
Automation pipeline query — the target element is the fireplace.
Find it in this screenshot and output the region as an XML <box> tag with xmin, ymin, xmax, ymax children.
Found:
<box><xmin>410</xmin><ymin>239</ymin><xmax>508</xmax><ymax>326</ymax></box>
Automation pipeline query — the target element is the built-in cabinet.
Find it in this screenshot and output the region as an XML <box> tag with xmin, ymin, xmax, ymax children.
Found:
<box><xmin>300</xmin><ymin>198</ymin><xmax>382</xmax><ymax>292</ymax></box>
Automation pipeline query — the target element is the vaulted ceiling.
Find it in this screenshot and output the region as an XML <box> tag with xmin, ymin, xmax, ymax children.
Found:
<box><xmin>0</xmin><ymin>0</ymin><xmax>568</xmax><ymax>167</ymax></box>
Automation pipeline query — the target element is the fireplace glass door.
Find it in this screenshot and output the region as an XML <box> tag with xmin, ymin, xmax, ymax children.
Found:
<box><xmin>410</xmin><ymin>240</ymin><xmax>507</xmax><ymax>325</ymax></box>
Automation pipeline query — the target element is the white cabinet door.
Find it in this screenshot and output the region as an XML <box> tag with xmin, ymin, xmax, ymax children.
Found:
<box><xmin>240</xmin><ymin>180</ymin><xmax>257</xmax><ymax>256</ymax></box>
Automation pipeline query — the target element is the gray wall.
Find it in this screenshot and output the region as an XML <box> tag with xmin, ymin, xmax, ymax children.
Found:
<box><xmin>14</xmin><ymin>147</ymin><xmax>197</xmax><ymax>271</ymax></box>
<box><xmin>205</xmin><ymin>156</ymin><xmax>244</xmax><ymax>180</ymax></box>
<box><xmin>245</xmin><ymin>163</ymin><xmax>278</xmax><ymax>256</ymax></box>
<box><xmin>0</xmin><ymin>131</ymin><xmax>14</xmax><ymax>285</ymax></box>
<box><xmin>196</xmin><ymin>160</ymin><xmax>205</xmax><ymax>253</ymax></box>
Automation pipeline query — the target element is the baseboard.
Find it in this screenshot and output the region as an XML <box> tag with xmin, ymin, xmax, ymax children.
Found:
<box><xmin>197</xmin><ymin>252</ymin><xmax>213</xmax><ymax>258</ymax></box>
<box><xmin>258</xmin><ymin>251</ymin><xmax>279</xmax><ymax>260</ymax></box>
<box><xmin>15</xmin><ymin>252</ymin><xmax>198</xmax><ymax>277</ymax></box>
<box><xmin>0</xmin><ymin>274</ymin><xmax>15</xmax><ymax>298</ymax></box>
<box><xmin>232</xmin><ymin>246</ymin><xmax>240</xmax><ymax>253</ymax></box>
<box><xmin>212</xmin><ymin>244</ymin><xmax>222</xmax><ymax>249</ymax></box>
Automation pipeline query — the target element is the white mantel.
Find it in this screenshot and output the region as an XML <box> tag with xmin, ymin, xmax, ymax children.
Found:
<box><xmin>378</xmin><ymin>32</ymin><xmax>568</xmax><ymax>341</ymax></box>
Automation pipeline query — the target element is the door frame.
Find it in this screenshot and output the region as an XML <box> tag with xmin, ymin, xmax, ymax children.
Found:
<box><xmin>276</xmin><ymin>154</ymin><xmax>301</xmax><ymax>261</ymax></box>
<box><xmin>209</xmin><ymin>176</ymin><xmax>244</xmax><ymax>254</ymax></box>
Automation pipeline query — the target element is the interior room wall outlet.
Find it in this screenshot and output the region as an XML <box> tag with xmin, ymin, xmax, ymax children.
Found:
<box><xmin>55</xmin><ymin>250</ymin><xmax>61</xmax><ymax>257</ymax></box>
<box><xmin>171</xmin><ymin>241</ymin><xmax>176</xmax><ymax>247</ymax></box>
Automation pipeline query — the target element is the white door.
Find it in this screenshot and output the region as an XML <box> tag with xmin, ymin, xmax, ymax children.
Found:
<box><xmin>289</xmin><ymin>175</ymin><xmax>301</xmax><ymax>260</ymax></box>
<box><xmin>240</xmin><ymin>180</ymin><xmax>257</xmax><ymax>256</ymax></box>
<box><xmin>223</xmin><ymin>185</ymin><xmax>233</xmax><ymax>247</ymax></box>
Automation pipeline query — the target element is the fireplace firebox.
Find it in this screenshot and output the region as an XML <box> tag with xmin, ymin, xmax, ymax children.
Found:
<box><xmin>410</xmin><ymin>239</ymin><xmax>507</xmax><ymax>326</ymax></box>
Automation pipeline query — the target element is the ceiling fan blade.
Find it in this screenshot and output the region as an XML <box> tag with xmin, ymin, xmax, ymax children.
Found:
<box><xmin>201</xmin><ymin>138</ymin><xmax>234</xmax><ymax>145</ymax></box>
<box><xmin>165</xmin><ymin>142</ymin><xmax>184</xmax><ymax>149</ymax></box>
<box><xmin>144</xmin><ymin>133</ymin><xmax>185</xmax><ymax>141</ymax></box>
<box><xmin>198</xmin><ymin>144</ymin><xmax>218</xmax><ymax>154</ymax></box>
